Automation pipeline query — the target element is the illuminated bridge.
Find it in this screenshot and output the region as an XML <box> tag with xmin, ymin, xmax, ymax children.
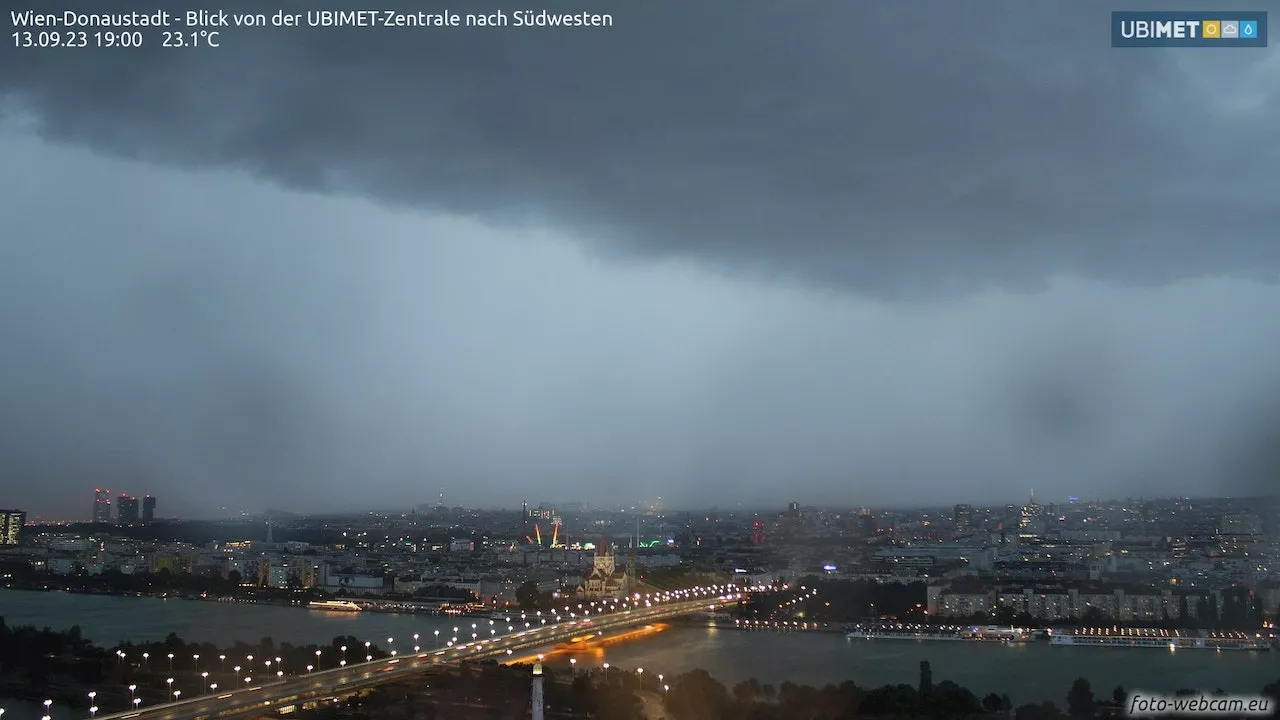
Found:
<box><xmin>96</xmin><ymin>586</ymin><xmax>746</xmax><ymax>720</ymax></box>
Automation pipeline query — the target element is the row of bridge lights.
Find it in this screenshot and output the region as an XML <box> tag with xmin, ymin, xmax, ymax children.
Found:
<box><xmin>53</xmin><ymin>585</ymin><xmax>751</xmax><ymax>717</ymax></box>
<box><xmin>11</xmin><ymin>663</ymin><xmax>679</xmax><ymax>720</ymax></box>
<box><xmin>526</xmin><ymin>584</ymin><xmax>761</xmax><ymax>699</ymax></box>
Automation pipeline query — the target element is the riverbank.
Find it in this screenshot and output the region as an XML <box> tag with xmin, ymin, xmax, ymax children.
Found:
<box><xmin>0</xmin><ymin>582</ymin><xmax>505</xmax><ymax>620</ymax></box>
<box><xmin>0</xmin><ymin>616</ymin><xmax>393</xmax><ymax>720</ymax></box>
<box><xmin>3</xmin><ymin>580</ymin><xmax>306</xmax><ymax>607</ymax></box>
<box><xmin>4</xmin><ymin>588</ymin><xmax>1279</xmax><ymax>707</ymax></box>
<box><xmin>0</xmin><ymin>616</ymin><xmax>1170</xmax><ymax>720</ymax></box>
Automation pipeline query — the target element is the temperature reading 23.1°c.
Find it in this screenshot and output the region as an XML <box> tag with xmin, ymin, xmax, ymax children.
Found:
<box><xmin>163</xmin><ymin>30</ymin><xmax>220</xmax><ymax>48</ymax></box>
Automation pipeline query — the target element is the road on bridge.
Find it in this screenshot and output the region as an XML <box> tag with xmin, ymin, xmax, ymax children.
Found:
<box><xmin>95</xmin><ymin>586</ymin><xmax>744</xmax><ymax>720</ymax></box>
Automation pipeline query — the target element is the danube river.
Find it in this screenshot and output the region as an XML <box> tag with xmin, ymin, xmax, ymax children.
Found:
<box><xmin>2</xmin><ymin>589</ymin><xmax>1278</xmax><ymax>709</ymax></box>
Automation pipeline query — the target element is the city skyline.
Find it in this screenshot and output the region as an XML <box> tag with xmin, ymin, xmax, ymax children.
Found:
<box><xmin>8</xmin><ymin>487</ymin><xmax>1273</xmax><ymax>525</ymax></box>
<box><xmin>3</xmin><ymin>0</ymin><xmax>1279</xmax><ymax>516</ymax></box>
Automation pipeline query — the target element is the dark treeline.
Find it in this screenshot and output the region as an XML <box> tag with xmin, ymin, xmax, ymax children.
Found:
<box><xmin>659</xmin><ymin>662</ymin><xmax>1280</xmax><ymax>720</ymax></box>
<box><xmin>290</xmin><ymin>662</ymin><xmax>646</xmax><ymax>720</ymax></box>
<box><xmin>286</xmin><ymin>660</ymin><xmax>1280</xmax><ymax>720</ymax></box>
<box><xmin>0</xmin><ymin>617</ymin><xmax>390</xmax><ymax>712</ymax></box>
<box><xmin>5</xmin><ymin>620</ymin><xmax>1280</xmax><ymax>719</ymax></box>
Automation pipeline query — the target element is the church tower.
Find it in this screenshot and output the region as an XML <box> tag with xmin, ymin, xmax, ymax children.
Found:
<box><xmin>593</xmin><ymin>535</ymin><xmax>615</xmax><ymax>576</ymax></box>
<box><xmin>625</xmin><ymin>543</ymin><xmax>636</xmax><ymax>594</ymax></box>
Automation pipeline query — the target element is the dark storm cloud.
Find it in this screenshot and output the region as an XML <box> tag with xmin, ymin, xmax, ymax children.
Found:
<box><xmin>2</xmin><ymin>0</ymin><xmax>1275</xmax><ymax>296</ymax></box>
<box><xmin>3</xmin><ymin>1</ymin><xmax>1280</xmax><ymax>518</ymax></box>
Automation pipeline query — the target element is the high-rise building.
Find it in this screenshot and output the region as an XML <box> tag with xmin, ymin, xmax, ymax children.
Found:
<box><xmin>0</xmin><ymin>510</ymin><xmax>26</xmax><ymax>546</ymax></box>
<box><xmin>117</xmin><ymin>494</ymin><xmax>140</xmax><ymax>524</ymax></box>
<box><xmin>953</xmin><ymin>504</ymin><xmax>973</xmax><ymax>532</ymax></box>
<box><xmin>142</xmin><ymin>494</ymin><xmax>156</xmax><ymax>523</ymax></box>
<box><xmin>1019</xmin><ymin>493</ymin><xmax>1041</xmax><ymax>531</ymax></box>
<box><xmin>92</xmin><ymin>489</ymin><xmax>112</xmax><ymax>523</ymax></box>
<box><xmin>857</xmin><ymin>508</ymin><xmax>876</xmax><ymax>538</ymax></box>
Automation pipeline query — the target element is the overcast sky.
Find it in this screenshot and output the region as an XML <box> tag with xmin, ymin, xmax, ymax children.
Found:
<box><xmin>2</xmin><ymin>0</ymin><xmax>1278</xmax><ymax>518</ymax></box>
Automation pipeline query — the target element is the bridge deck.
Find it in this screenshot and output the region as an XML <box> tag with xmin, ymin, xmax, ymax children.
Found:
<box><xmin>95</xmin><ymin>588</ymin><xmax>742</xmax><ymax>720</ymax></box>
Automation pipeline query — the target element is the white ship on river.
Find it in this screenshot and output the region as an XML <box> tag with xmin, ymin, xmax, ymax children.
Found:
<box><xmin>308</xmin><ymin>600</ymin><xmax>363</xmax><ymax>612</ymax></box>
<box><xmin>1050</xmin><ymin>627</ymin><xmax>1272</xmax><ymax>651</ymax></box>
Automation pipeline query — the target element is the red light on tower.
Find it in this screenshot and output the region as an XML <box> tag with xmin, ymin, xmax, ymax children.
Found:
<box><xmin>751</xmin><ymin>520</ymin><xmax>764</xmax><ymax>545</ymax></box>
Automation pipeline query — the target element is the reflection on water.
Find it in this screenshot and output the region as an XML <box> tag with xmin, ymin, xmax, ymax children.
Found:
<box><xmin>558</xmin><ymin>622</ymin><xmax>1280</xmax><ymax>705</ymax></box>
<box><xmin>2</xmin><ymin>591</ymin><xmax>1277</xmax><ymax>705</ymax></box>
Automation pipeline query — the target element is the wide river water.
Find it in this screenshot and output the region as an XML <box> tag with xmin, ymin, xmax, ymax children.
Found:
<box><xmin>2</xmin><ymin>589</ymin><xmax>1278</xmax><ymax>714</ymax></box>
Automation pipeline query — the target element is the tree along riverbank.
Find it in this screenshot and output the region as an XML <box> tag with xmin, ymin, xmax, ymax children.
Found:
<box><xmin>4</xmin><ymin>619</ymin><xmax>1280</xmax><ymax>720</ymax></box>
<box><xmin>0</xmin><ymin>617</ymin><xmax>390</xmax><ymax>713</ymax></box>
